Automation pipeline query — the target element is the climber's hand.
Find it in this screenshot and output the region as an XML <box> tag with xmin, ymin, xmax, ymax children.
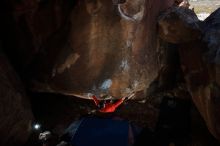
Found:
<box><xmin>39</xmin><ymin>131</ymin><xmax>52</xmax><ymax>142</ymax></box>
<box><xmin>123</xmin><ymin>93</ymin><xmax>135</xmax><ymax>101</ymax></box>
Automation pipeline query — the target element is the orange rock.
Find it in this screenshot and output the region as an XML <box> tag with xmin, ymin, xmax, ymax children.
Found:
<box><xmin>26</xmin><ymin>0</ymin><xmax>176</xmax><ymax>99</ymax></box>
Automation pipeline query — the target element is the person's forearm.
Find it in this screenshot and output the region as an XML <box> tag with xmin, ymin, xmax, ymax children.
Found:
<box><xmin>113</xmin><ymin>99</ymin><xmax>124</xmax><ymax>108</ymax></box>
<box><xmin>92</xmin><ymin>95</ymin><xmax>100</xmax><ymax>106</ymax></box>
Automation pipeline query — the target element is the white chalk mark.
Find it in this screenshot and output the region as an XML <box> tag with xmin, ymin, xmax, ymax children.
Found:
<box><xmin>100</xmin><ymin>79</ymin><xmax>112</xmax><ymax>90</ymax></box>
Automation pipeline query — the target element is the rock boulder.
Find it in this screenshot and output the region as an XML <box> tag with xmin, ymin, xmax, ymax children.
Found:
<box><xmin>0</xmin><ymin>51</ymin><xmax>33</xmax><ymax>146</ymax></box>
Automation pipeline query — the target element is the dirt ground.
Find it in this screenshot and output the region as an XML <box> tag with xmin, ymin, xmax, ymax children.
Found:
<box><xmin>190</xmin><ymin>0</ymin><xmax>220</xmax><ymax>13</ymax></box>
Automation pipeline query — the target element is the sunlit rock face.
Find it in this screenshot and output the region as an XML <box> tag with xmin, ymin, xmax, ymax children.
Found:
<box><xmin>159</xmin><ymin>7</ymin><xmax>220</xmax><ymax>141</ymax></box>
<box><xmin>26</xmin><ymin>0</ymin><xmax>176</xmax><ymax>99</ymax></box>
<box><xmin>0</xmin><ymin>52</ymin><xmax>33</xmax><ymax>146</ymax></box>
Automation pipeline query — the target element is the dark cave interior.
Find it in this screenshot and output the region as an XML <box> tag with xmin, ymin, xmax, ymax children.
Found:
<box><xmin>0</xmin><ymin>0</ymin><xmax>220</xmax><ymax>146</ymax></box>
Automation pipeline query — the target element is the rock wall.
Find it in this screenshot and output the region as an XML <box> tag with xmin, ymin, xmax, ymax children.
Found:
<box><xmin>14</xmin><ymin>0</ymin><xmax>176</xmax><ymax>99</ymax></box>
<box><xmin>0</xmin><ymin>0</ymin><xmax>75</xmax><ymax>72</ymax></box>
<box><xmin>0</xmin><ymin>50</ymin><xmax>33</xmax><ymax>145</ymax></box>
<box><xmin>158</xmin><ymin>6</ymin><xmax>220</xmax><ymax>141</ymax></box>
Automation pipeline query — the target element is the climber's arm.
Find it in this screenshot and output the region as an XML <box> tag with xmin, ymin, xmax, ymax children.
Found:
<box><xmin>92</xmin><ymin>95</ymin><xmax>100</xmax><ymax>106</ymax></box>
<box><xmin>112</xmin><ymin>98</ymin><xmax>124</xmax><ymax>109</ymax></box>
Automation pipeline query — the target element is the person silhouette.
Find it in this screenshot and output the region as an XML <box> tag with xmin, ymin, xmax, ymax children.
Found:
<box><xmin>91</xmin><ymin>94</ymin><xmax>134</xmax><ymax>113</ymax></box>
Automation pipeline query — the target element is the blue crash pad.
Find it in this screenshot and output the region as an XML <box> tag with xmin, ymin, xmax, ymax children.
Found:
<box><xmin>68</xmin><ymin>117</ymin><xmax>129</xmax><ymax>146</ymax></box>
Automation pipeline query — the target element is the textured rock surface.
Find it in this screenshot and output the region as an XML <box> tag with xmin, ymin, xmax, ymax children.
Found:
<box><xmin>1</xmin><ymin>0</ymin><xmax>75</xmax><ymax>72</ymax></box>
<box><xmin>25</xmin><ymin>0</ymin><xmax>177</xmax><ymax>99</ymax></box>
<box><xmin>158</xmin><ymin>7</ymin><xmax>201</xmax><ymax>44</ymax></box>
<box><xmin>192</xmin><ymin>8</ymin><xmax>220</xmax><ymax>141</ymax></box>
<box><xmin>0</xmin><ymin>51</ymin><xmax>34</xmax><ymax>146</ymax></box>
<box><xmin>159</xmin><ymin>7</ymin><xmax>220</xmax><ymax>141</ymax></box>
<box><xmin>1</xmin><ymin>0</ymin><xmax>186</xmax><ymax>100</ymax></box>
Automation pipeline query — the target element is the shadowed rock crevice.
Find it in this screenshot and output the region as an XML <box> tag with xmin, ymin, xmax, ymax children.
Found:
<box><xmin>0</xmin><ymin>45</ymin><xmax>34</xmax><ymax>146</ymax></box>
<box><xmin>158</xmin><ymin>6</ymin><xmax>220</xmax><ymax>141</ymax></box>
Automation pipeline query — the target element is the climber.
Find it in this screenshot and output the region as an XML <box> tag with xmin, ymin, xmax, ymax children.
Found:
<box><xmin>92</xmin><ymin>93</ymin><xmax>134</xmax><ymax>113</ymax></box>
